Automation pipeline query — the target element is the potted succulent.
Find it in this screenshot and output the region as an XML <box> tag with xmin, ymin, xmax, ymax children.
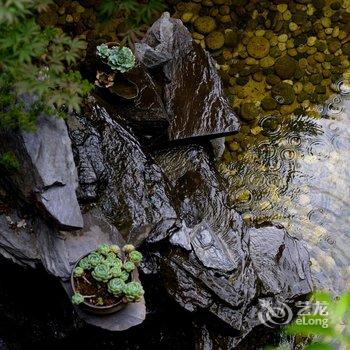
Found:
<box><xmin>94</xmin><ymin>43</ymin><xmax>139</xmax><ymax>100</ymax></box>
<box><xmin>70</xmin><ymin>243</ymin><xmax>144</xmax><ymax>315</ymax></box>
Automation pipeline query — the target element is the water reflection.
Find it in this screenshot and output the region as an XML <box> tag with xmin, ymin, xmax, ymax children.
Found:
<box><xmin>219</xmin><ymin>86</ymin><xmax>350</xmax><ymax>294</ymax></box>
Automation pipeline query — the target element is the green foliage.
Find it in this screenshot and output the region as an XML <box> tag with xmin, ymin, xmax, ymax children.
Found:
<box><xmin>87</xmin><ymin>252</ymin><xmax>103</xmax><ymax>267</ymax></box>
<box><xmin>73</xmin><ymin>266</ymin><xmax>84</xmax><ymax>277</ymax></box>
<box><xmin>71</xmin><ymin>292</ymin><xmax>84</xmax><ymax>305</ymax></box>
<box><xmin>124</xmin><ymin>281</ymin><xmax>144</xmax><ymax>302</ymax></box>
<box><xmin>123</xmin><ymin>260</ymin><xmax>136</xmax><ymax>273</ymax></box>
<box><xmin>98</xmin><ymin>243</ymin><xmax>110</xmax><ymax>256</ymax></box>
<box><xmin>91</xmin><ymin>262</ymin><xmax>111</xmax><ymax>283</ymax></box>
<box><xmin>72</xmin><ymin>244</ymin><xmax>143</xmax><ymax>307</ymax></box>
<box><xmin>0</xmin><ymin>0</ymin><xmax>92</xmax><ymax>131</ymax></box>
<box><xmin>123</xmin><ymin>244</ymin><xmax>135</xmax><ymax>253</ymax></box>
<box><xmin>96</xmin><ymin>44</ymin><xmax>135</xmax><ymax>73</ymax></box>
<box><xmin>107</xmin><ymin>278</ymin><xmax>126</xmax><ymax>297</ymax></box>
<box><xmin>0</xmin><ymin>152</ymin><xmax>20</xmax><ymax>172</ymax></box>
<box><xmin>128</xmin><ymin>250</ymin><xmax>143</xmax><ymax>265</ymax></box>
<box><xmin>98</xmin><ymin>0</ymin><xmax>165</xmax><ymax>26</ymax></box>
<box><xmin>272</xmin><ymin>292</ymin><xmax>350</xmax><ymax>350</ymax></box>
<box><xmin>98</xmin><ymin>0</ymin><xmax>165</xmax><ymax>47</ymax></box>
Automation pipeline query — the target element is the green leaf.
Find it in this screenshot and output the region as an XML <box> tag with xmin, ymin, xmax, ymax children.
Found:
<box><xmin>304</xmin><ymin>343</ymin><xmax>334</xmax><ymax>350</ymax></box>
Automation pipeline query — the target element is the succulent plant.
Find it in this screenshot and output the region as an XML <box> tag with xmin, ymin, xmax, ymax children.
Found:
<box><xmin>87</xmin><ymin>252</ymin><xmax>103</xmax><ymax>267</ymax></box>
<box><xmin>78</xmin><ymin>257</ymin><xmax>91</xmax><ymax>270</ymax></box>
<box><xmin>98</xmin><ymin>243</ymin><xmax>110</xmax><ymax>256</ymax></box>
<box><xmin>108</xmin><ymin>257</ymin><xmax>123</xmax><ymax>269</ymax></box>
<box><xmin>71</xmin><ymin>292</ymin><xmax>84</xmax><ymax>305</ymax></box>
<box><xmin>123</xmin><ymin>261</ymin><xmax>136</xmax><ymax>273</ymax></box>
<box><xmin>109</xmin><ymin>244</ymin><xmax>120</xmax><ymax>254</ymax></box>
<box><xmin>107</xmin><ymin>278</ymin><xmax>126</xmax><ymax>297</ymax></box>
<box><xmin>107</xmin><ymin>46</ymin><xmax>135</xmax><ymax>73</ymax></box>
<box><xmin>91</xmin><ymin>263</ymin><xmax>111</xmax><ymax>283</ymax></box>
<box><xmin>119</xmin><ymin>270</ymin><xmax>129</xmax><ymax>282</ymax></box>
<box><xmin>124</xmin><ymin>281</ymin><xmax>144</xmax><ymax>302</ymax></box>
<box><xmin>110</xmin><ymin>266</ymin><xmax>122</xmax><ymax>278</ymax></box>
<box><xmin>96</xmin><ymin>44</ymin><xmax>109</xmax><ymax>59</ymax></box>
<box><xmin>122</xmin><ymin>244</ymin><xmax>135</xmax><ymax>254</ymax></box>
<box><xmin>73</xmin><ymin>266</ymin><xmax>84</xmax><ymax>277</ymax></box>
<box><xmin>128</xmin><ymin>250</ymin><xmax>143</xmax><ymax>265</ymax></box>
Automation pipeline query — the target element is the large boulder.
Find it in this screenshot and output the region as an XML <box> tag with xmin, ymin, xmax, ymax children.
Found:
<box><xmin>143</xmin><ymin>145</ymin><xmax>313</xmax><ymax>346</ymax></box>
<box><xmin>0</xmin><ymin>103</ymin><xmax>83</xmax><ymax>230</ymax></box>
<box><xmin>67</xmin><ymin>98</ymin><xmax>178</xmax><ymax>244</ymax></box>
<box><xmin>135</xmin><ymin>12</ymin><xmax>240</xmax><ymax>141</ymax></box>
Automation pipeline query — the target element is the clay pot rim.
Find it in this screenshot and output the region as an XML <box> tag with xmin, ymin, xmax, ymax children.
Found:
<box><xmin>71</xmin><ymin>251</ymin><xmax>136</xmax><ymax>311</ymax></box>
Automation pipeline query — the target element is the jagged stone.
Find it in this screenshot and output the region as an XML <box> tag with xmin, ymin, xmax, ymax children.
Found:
<box><xmin>0</xmin><ymin>103</ymin><xmax>83</xmax><ymax>230</ymax></box>
<box><xmin>135</xmin><ymin>12</ymin><xmax>240</xmax><ymax>141</ymax></box>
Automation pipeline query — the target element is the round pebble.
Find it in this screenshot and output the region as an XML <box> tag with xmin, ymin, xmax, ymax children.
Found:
<box><xmin>247</xmin><ymin>36</ymin><xmax>271</xmax><ymax>59</ymax></box>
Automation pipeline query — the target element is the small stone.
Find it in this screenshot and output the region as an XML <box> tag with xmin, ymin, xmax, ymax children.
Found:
<box><xmin>275</xmin><ymin>55</ymin><xmax>298</xmax><ymax>79</ymax></box>
<box><xmin>224</xmin><ymin>30</ymin><xmax>239</xmax><ymax>48</ymax></box>
<box><xmin>288</xmin><ymin>48</ymin><xmax>298</xmax><ymax>56</ymax></box>
<box><xmin>255</xmin><ymin>29</ymin><xmax>266</xmax><ymax>37</ymax></box>
<box><xmin>194</xmin><ymin>16</ymin><xmax>216</xmax><ymax>34</ymax></box>
<box><xmin>240</xmin><ymin>103</ymin><xmax>260</xmax><ymax>121</ymax></box>
<box><xmin>261</xmin><ymin>96</ymin><xmax>277</xmax><ymax>110</ymax></box>
<box><xmin>246</xmin><ymin>57</ymin><xmax>257</xmax><ymax>65</ymax></box>
<box><xmin>330</xmin><ymin>1</ymin><xmax>341</xmax><ymax>10</ymax></box>
<box><xmin>253</xmin><ymin>71</ymin><xmax>264</xmax><ymax>82</ymax></box>
<box><xmin>312</xmin><ymin>0</ymin><xmax>325</xmax><ymax>10</ymax></box>
<box><xmin>251</xmin><ymin>126</ymin><xmax>263</xmax><ymax>135</ymax></box>
<box><xmin>192</xmin><ymin>32</ymin><xmax>204</xmax><ymax>40</ymax></box>
<box><xmin>293</xmin><ymin>82</ymin><xmax>303</xmax><ymax>94</ymax></box>
<box><xmin>277</xmin><ymin>4</ymin><xmax>288</xmax><ymax>13</ymax></box>
<box><xmin>66</xmin><ymin>14</ymin><xmax>74</xmax><ymax>23</ymax></box>
<box><xmin>278</xmin><ymin>34</ymin><xmax>288</xmax><ymax>43</ymax></box>
<box><xmin>289</xmin><ymin>22</ymin><xmax>298</xmax><ymax>31</ymax></box>
<box><xmin>272</xmin><ymin>82</ymin><xmax>295</xmax><ymax>105</ymax></box>
<box><xmin>303</xmin><ymin>82</ymin><xmax>315</xmax><ymax>94</ymax></box>
<box><xmin>247</xmin><ymin>36</ymin><xmax>271</xmax><ymax>59</ymax></box>
<box><xmin>328</xmin><ymin>38</ymin><xmax>341</xmax><ymax>53</ymax></box>
<box><xmin>307</xmin><ymin>47</ymin><xmax>317</xmax><ymax>55</ymax></box>
<box><xmin>342</xmin><ymin>43</ymin><xmax>350</xmax><ymax>56</ymax></box>
<box><xmin>316</xmin><ymin>41</ymin><xmax>327</xmax><ymax>52</ymax></box>
<box><xmin>315</xmin><ymin>85</ymin><xmax>326</xmax><ymax>94</ymax></box>
<box><xmin>307</xmin><ymin>36</ymin><xmax>317</xmax><ymax>46</ymax></box>
<box><xmin>283</xmin><ymin>10</ymin><xmax>292</xmax><ymax>21</ymax></box>
<box><xmin>278</xmin><ymin>42</ymin><xmax>287</xmax><ymax>51</ymax></box>
<box><xmin>205</xmin><ymin>31</ymin><xmax>225</xmax><ymax>50</ymax></box>
<box><xmin>310</xmin><ymin>73</ymin><xmax>323</xmax><ymax>84</ymax></box>
<box><xmin>332</xmin><ymin>26</ymin><xmax>340</xmax><ymax>38</ymax></box>
<box><xmin>325</xmin><ymin>28</ymin><xmax>333</xmax><ymax>35</ymax></box>
<box><xmin>181</xmin><ymin>12</ymin><xmax>194</xmax><ymax>23</ymax></box>
<box><xmin>260</xmin><ymin>56</ymin><xmax>275</xmax><ymax>68</ymax></box>
<box><xmin>321</xmin><ymin>17</ymin><xmax>331</xmax><ymax>28</ymax></box>
<box><xmin>314</xmin><ymin>52</ymin><xmax>325</xmax><ymax>62</ymax></box>
<box><xmin>266</xmin><ymin>74</ymin><xmax>281</xmax><ymax>86</ymax></box>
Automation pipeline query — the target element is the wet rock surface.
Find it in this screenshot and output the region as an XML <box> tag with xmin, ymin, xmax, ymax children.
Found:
<box><xmin>142</xmin><ymin>145</ymin><xmax>313</xmax><ymax>346</ymax></box>
<box><xmin>68</xmin><ymin>99</ymin><xmax>178</xmax><ymax>243</ymax></box>
<box><xmin>0</xmin><ymin>111</ymin><xmax>83</xmax><ymax>230</ymax></box>
<box><xmin>136</xmin><ymin>13</ymin><xmax>240</xmax><ymax>141</ymax></box>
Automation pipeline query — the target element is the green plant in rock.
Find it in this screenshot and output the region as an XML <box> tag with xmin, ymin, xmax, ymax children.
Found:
<box><xmin>71</xmin><ymin>292</ymin><xmax>84</xmax><ymax>305</ymax></box>
<box><xmin>98</xmin><ymin>243</ymin><xmax>110</xmax><ymax>256</ymax></box>
<box><xmin>87</xmin><ymin>252</ymin><xmax>103</xmax><ymax>267</ymax></box>
<box><xmin>107</xmin><ymin>257</ymin><xmax>123</xmax><ymax>269</ymax></box>
<box><xmin>91</xmin><ymin>262</ymin><xmax>111</xmax><ymax>283</ymax></box>
<box><xmin>0</xmin><ymin>0</ymin><xmax>92</xmax><ymax>131</ymax></box>
<box><xmin>110</xmin><ymin>244</ymin><xmax>120</xmax><ymax>254</ymax></box>
<box><xmin>123</xmin><ymin>261</ymin><xmax>136</xmax><ymax>273</ymax></box>
<box><xmin>73</xmin><ymin>266</ymin><xmax>84</xmax><ymax>277</ymax></box>
<box><xmin>96</xmin><ymin>44</ymin><xmax>135</xmax><ymax>73</ymax></box>
<box><xmin>124</xmin><ymin>281</ymin><xmax>144</xmax><ymax>302</ymax></box>
<box><xmin>119</xmin><ymin>270</ymin><xmax>129</xmax><ymax>282</ymax></box>
<box><xmin>123</xmin><ymin>244</ymin><xmax>135</xmax><ymax>254</ymax></box>
<box><xmin>78</xmin><ymin>256</ymin><xmax>91</xmax><ymax>270</ymax></box>
<box><xmin>107</xmin><ymin>278</ymin><xmax>126</xmax><ymax>297</ymax></box>
<box><xmin>128</xmin><ymin>250</ymin><xmax>143</xmax><ymax>265</ymax></box>
<box><xmin>0</xmin><ymin>152</ymin><xmax>20</xmax><ymax>172</ymax></box>
<box><xmin>110</xmin><ymin>266</ymin><xmax>122</xmax><ymax>278</ymax></box>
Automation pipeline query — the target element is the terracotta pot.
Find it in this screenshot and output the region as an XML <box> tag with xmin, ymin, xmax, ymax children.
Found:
<box><xmin>71</xmin><ymin>253</ymin><xmax>137</xmax><ymax>315</ymax></box>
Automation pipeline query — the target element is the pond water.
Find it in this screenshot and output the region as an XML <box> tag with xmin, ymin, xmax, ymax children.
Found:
<box><xmin>173</xmin><ymin>0</ymin><xmax>350</xmax><ymax>295</ymax></box>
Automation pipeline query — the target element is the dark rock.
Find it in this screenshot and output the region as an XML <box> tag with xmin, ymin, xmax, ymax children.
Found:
<box><xmin>68</xmin><ymin>98</ymin><xmax>178</xmax><ymax>243</ymax></box>
<box><xmin>143</xmin><ymin>145</ymin><xmax>312</xmax><ymax>346</ymax></box>
<box><xmin>0</xmin><ymin>106</ymin><xmax>83</xmax><ymax>230</ymax></box>
<box><xmin>135</xmin><ymin>12</ymin><xmax>240</xmax><ymax>141</ymax></box>
<box><xmin>97</xmin><ymin>65</ymin><xmax>169</xmax><ymax>141</ymax></box>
